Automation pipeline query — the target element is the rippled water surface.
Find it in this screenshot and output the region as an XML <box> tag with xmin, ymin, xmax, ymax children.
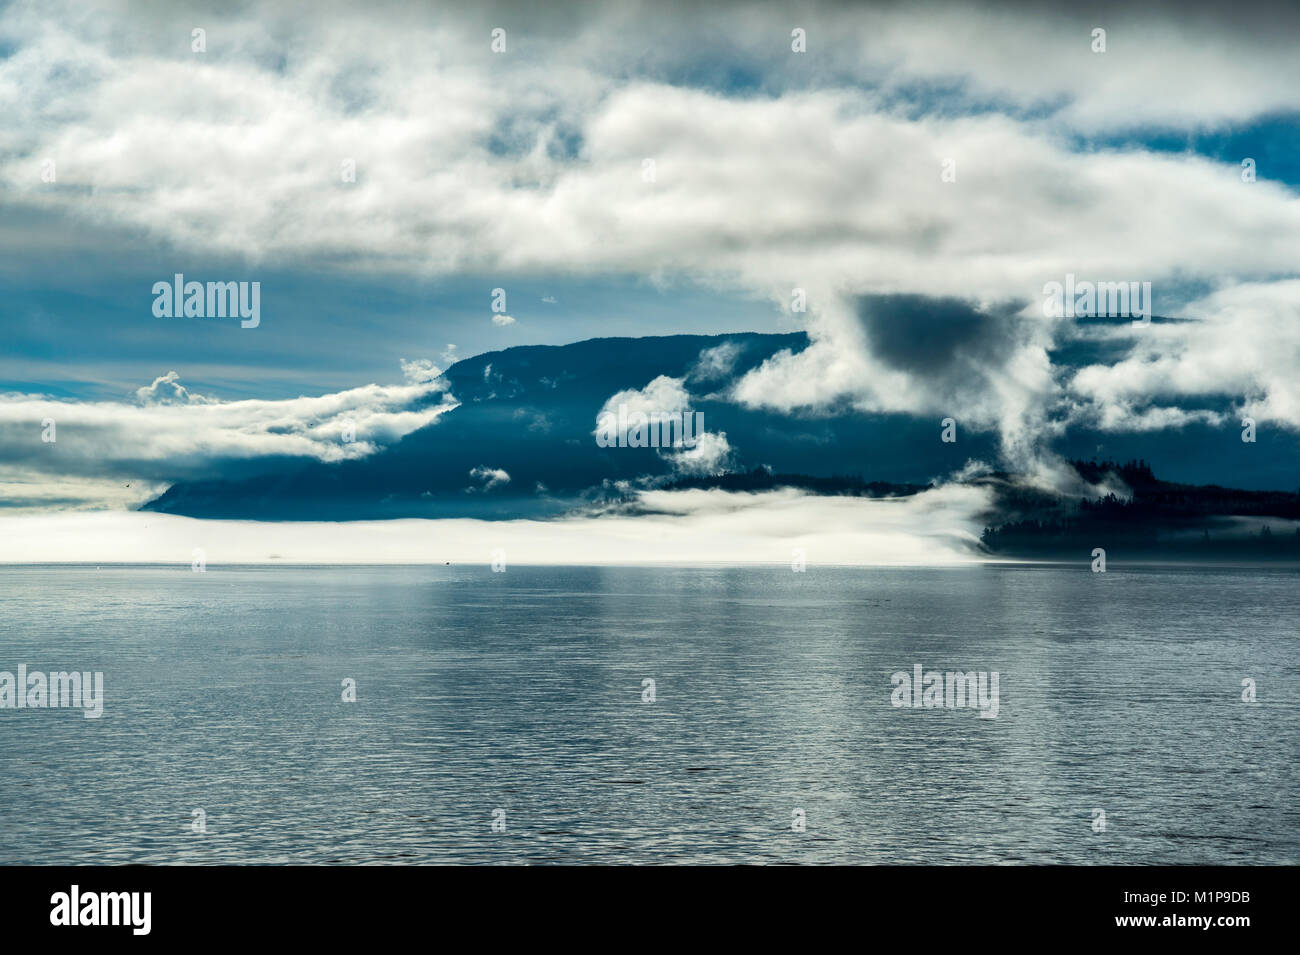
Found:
<box><xmin>0</xmin><ymin>563</ymin><xmax>1296</xmax><ymax>864</ymax></box>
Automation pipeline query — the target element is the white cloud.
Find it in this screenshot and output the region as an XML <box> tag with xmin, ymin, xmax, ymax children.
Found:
<box><xmin>597</xmin><ymin>374</ymin><xmax>733</xmax><ymax>475</ymax></box>
<box><xmin>600</xmin><ymin>375</ymin><xmax>692</xmax><ymax>419</ymax></box>
<box><xmin>1066</xmin><ymin>281</ymin><xmax>1300</xmax><ymax>431</ymax></box>
<box><xmin>135</xmin><ymin>370</ymin><xmax>213</xmax><ymax>405</ymax></box>
<box><xmin>6</xmin><ymin>3</ymin><xmax>1298</xmax><ymax>301</ymax></box>
<box><xmin>400</xmin><ymin>358</ymin><xmax>442</xmax><ymax>383</ymax></box>
<box><xmin>0</xmin><ymin>482</ymin><xmax>996</xmax><ymax>565</ymax></box>
<box><xmin>0</xmin><ymin>373</ymin><xmax>458</xmax><ymax>508</ymax></box>
<box><xmin>689</xmin><ymin>342</ymin><xmax>741</xmax><ymax>382</ymax></box>
<box><xmin>664</xmin><ymin>430</ymin><xmax>732</xmax><ymax>476</ymax></box>
<box><xmin>466</xmin><ymin>465</ymin><xmax>510</xmax><ymax>491</ymax></box>
<box><xmin>491</xmin><ymin>314</ymin><xmax>517</xmax><ymax>326</ymax></box>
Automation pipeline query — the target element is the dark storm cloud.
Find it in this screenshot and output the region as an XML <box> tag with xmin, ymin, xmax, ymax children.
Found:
<box><xmin>854</xmin><ymin>294</ymin><xmax>1027</xmax><ymax>376</ymax></box>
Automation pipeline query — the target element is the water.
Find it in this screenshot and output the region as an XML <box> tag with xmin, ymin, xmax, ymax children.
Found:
<box><xmin>0</xmin><ymin>563</ymin><xmax>1295</xmax><ymax>864</ymax></box>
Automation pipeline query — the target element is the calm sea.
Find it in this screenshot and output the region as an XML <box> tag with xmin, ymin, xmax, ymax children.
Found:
<box><xmin>0</xmin><ymin>563</ymin><xmax>1295</xmax><ymax>864</ymax></box>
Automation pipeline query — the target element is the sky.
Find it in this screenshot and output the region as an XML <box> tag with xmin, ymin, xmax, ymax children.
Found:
<box><xmin>1</xmin><ymin>0</ymin><xmax>1298</xmax><ymax>558</ymax></box>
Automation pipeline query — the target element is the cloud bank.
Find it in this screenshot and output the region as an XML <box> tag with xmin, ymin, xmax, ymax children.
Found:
<box><xmin>0</xmin><ymin>483</ymin><xmax>993</xmax><ymax>565</ymax></box>
<box><xmin>0</xmin><ymin>372</ymin><xmax>456</xmax><ymax>509</ymax></box>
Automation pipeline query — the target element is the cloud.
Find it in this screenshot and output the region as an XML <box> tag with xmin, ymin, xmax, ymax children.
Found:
<box><xmin>597</xmin><ymin>374</ymin><xmax>734</xmax><ymax>476</ymax></box>
<box><xmin>855</xmin><ymin>295</ymin><xmax>1026</xmax><ymax>377</ymax></box>
<box><xmin>731</xmin><ymin>293</ymin><xmax>1056</xmax><ymax>445</ymax></box>
<box><xmin>689</xmin><ymin>342</ymin><xmax>741</xmax><ymax>382</ymax></box>
<box><xmin>0</xmin><ymin>472</ymin><xmax>168</xmax><ymax>513</ymax></box>
<box><xmin>0</xmin><ymin>373</ymin><xmax>457</xmax><ymax>508</ymax></box>
<box><xmin>663</xmin><ymin>430</ymin><xmax>732</xmax><ymax>476</ymax></box>
<box><xmin>0</xmin><ymin>482</ymin><xmax>996</xmax><ymax>564</ymax></box>
<box><xmin>466</xmin><ymin>465</ymin><xmax>511</xmax><ymax>492</ymax></box>
<box><xmin>491</xmin><ymin>314</ymin><xmax>517</xmax><ymax>326</ymax></box>
<box><xmin>1066</xmin><ymin>280</ymin><xmax>1300</xmax><ymax>431</ymax></box>
<box><xmin>7</xmin><ymin>2</ymin><xmax>1299</xmax><ymax>301</ymax></box>
<box><xmin>135</xmin><ymin>370</ymin><xmax>213</xmax><ymax>405</ymax></box>
<box><xmin>600</xmin><ymin>375</ymin><xmax>692</xmax><ymax>419</ymax></box>
<box><xmin>400</xmin><ymin>358</ymin><xmax>443</xmax><ymax>383</ymax></box>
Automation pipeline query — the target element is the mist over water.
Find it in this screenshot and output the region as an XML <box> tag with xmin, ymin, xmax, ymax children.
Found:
<box><xmin>0</xmin><ymin>564</ymin><xmax>1294</xmax><ymax>864</ymax></box>
<box><xmin>0</xmin><ymin>486</ymin><xmax>993</xmax><ymax>565</ymax></box>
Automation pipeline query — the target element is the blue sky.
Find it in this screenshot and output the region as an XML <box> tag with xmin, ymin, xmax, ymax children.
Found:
<box><xmin>2</xmin><ymin>203</ymin><xmax>786</xmax><ymax>401</ymax></box>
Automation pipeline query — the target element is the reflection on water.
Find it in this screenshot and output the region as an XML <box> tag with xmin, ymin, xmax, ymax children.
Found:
<box><xmin>0</xmin><ymin>564</ymin><xmax>1295</xmax><ymax>864</ymax></box>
